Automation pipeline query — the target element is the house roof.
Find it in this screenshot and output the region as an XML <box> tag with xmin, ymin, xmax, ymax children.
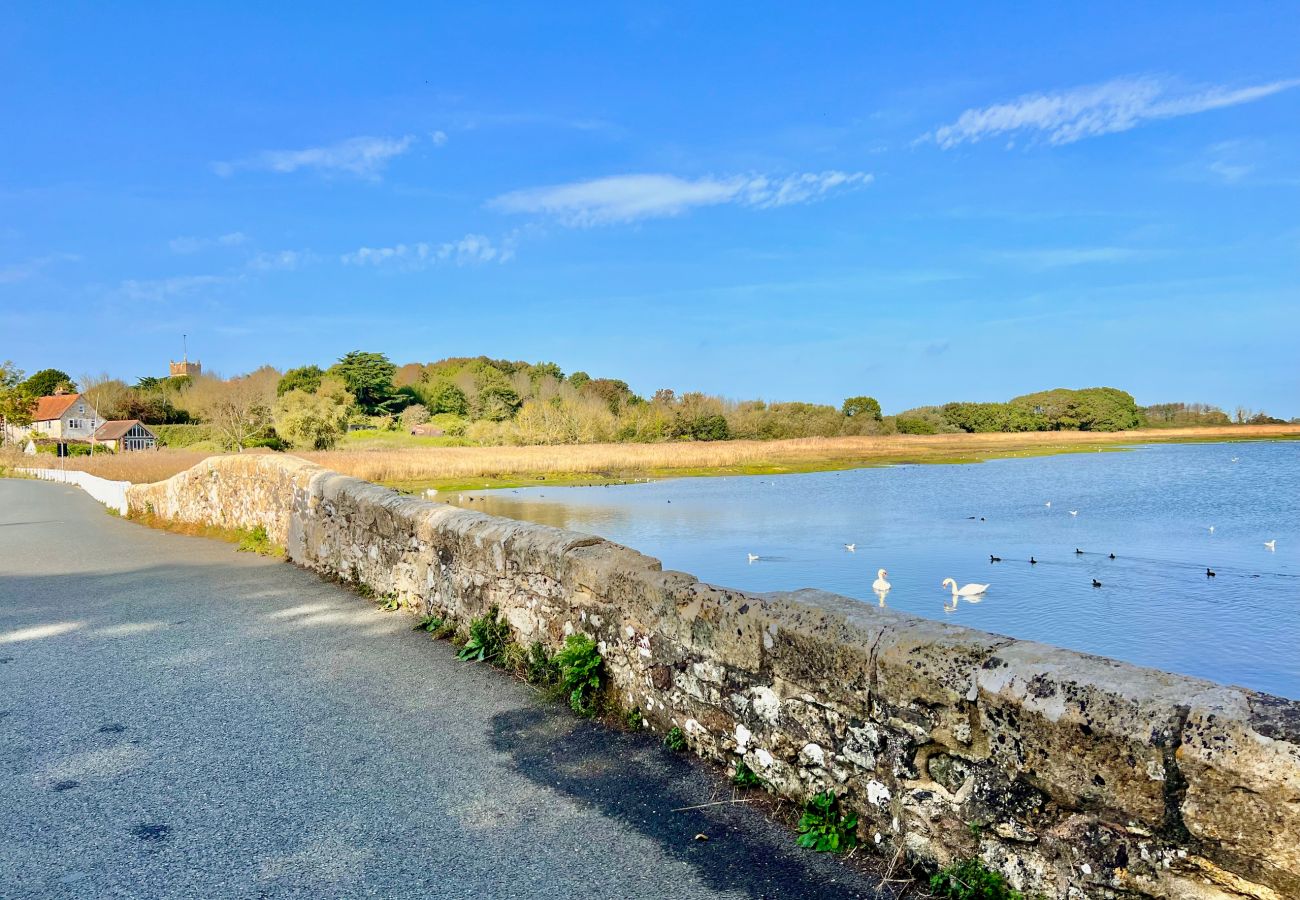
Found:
<box><xmin>94</xmin><ymin>419</ymin><xmax>154</xmax><ymax>441</ymax></box>
<box><xmin>32</xmin><ymin>393</ymin><xmax>81</xmax><ymax>422</ymax></box>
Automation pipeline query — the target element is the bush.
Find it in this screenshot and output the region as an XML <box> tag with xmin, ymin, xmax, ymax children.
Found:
<box><xmin>896</xmin><ymin>415</ymin><xmax>938</xmax><ymax>434</ymax></box>
<box><xmin>154</xmin><ymin>423</ymin><xmax>216</xmax><ymax>447</ymax></box>
<box><xmin>34</xmin><ymin>441</ymin><xmax>112</xmax><ymax>456</ymax></box>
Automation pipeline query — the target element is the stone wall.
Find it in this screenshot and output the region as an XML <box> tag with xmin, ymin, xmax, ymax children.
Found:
<box><xmin>127</xmin><ymin>455</ymin><xmax>1300</xmax><ymax>900</ymax></box>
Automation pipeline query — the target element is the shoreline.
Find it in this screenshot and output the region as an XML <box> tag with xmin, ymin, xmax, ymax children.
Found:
<box><xmin>376</xmin><ymin>427</ymin><xmax>1300</xmax><ymax>494</ymax></box>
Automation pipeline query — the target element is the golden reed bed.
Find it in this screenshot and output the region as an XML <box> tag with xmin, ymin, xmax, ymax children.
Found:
<box><xmin>13</xmin><ymin>424</ymin><xmax>1296</xmax><ymax>486</ymax></box>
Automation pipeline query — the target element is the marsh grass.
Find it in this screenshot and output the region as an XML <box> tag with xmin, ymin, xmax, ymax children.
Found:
<box><xmin>301</xmin><ymin>424</ymin><xmax>1300</xmax><ymax>491</ymax></box>
<box><xmin>14</xmin><ymin>424</ymin><xmax>1298</xmax><ymax>488</ymax></box>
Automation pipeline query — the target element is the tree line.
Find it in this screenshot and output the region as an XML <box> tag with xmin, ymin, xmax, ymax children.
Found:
<box><xmin>0</xmin><ymin>356</ymin><xmax>1291</xmax><ymax>454</ymax></box>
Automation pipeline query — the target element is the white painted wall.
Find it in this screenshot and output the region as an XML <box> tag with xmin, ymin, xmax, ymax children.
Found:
<box><xmin>21</xmin><ymin>467</ymin><xmax>129</xmax><ymax>515</ymax></box>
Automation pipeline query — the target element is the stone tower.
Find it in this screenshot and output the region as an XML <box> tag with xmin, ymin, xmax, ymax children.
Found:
<box><xmin>169</xmin><ymin>335</ymin><xmax>201</xmax><ymax>378</ymax></box>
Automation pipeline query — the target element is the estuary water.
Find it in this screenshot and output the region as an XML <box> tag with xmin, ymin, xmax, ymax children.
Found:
<box><xmin>456</xmin><ymin>441</ymin><xmax>1300</xmax><ymax>699</ymax></box>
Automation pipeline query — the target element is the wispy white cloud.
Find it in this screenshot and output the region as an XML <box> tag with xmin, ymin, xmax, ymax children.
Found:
<box><xmin>168</xmin><ymin>232</ymin><xmax>246</xmax><ymax>254</ymax></box>
<box><xmin>0</xmin><ymin>253</ymin><xmax>78</xmax><ymax>285</ymax></box>
<box><xmin>114</xmin><ymin>274</ymin><xmax>231</xmax><ymax>302</ymax></box>
<box><xmin>213</xmin><ymin>135</ymin><xmax>416</xmax><ymax>178</ymax></box>
<box><xmin>995</xmin><ymin>246</ymin><xmax>1141</xmax><ymax>269</ymax></box>
<box><xmin>923</xmin><ymin>76</ymin><xmax>1300</xmax><ymax>148</ymax></box>
<box><xmin>341</xmin><ymin>233</ymin><xmax>514</xmax><ymax>269</ymax></box>
<box><xmin>489</xmin><ymin>171</ymin><xmax>872</xmax><ymax>226</ymax></box>
<box><xmin>430</xmin><ymin>129</ymin><xmax>448</xmax><ymax>147</ymax></box>
<box><xmin>247</xmin><ymin>249</ymin><xmax>313</xmax><ymax>271</ymax></box>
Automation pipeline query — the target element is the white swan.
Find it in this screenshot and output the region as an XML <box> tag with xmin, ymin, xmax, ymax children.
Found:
<box><xmin>1264</xmin><ymin>540</ymin><xmax>1276</xmax><ymax>551</ymax></box>
<box><xmin>844</xmin><ymin>543</ymin><xmax>856</xmax><ymax>552</ymax></box>
<box><xmin>942</xmin><ymin>577</ymin><xmax>989</xmax><ymax>597</ymax></box>
<box><xmin>872</xmin><ymin>569</ymin><xmax>891</xmax><ymax>592</ymax></box>
<box><xmin>747</xmin><ymin>553</ymin><xmax>760</xmax><ymax>563</ymax></box>
<box><xmin>1069</xmin><ymin>510</ymin><xmax>1078</xmax><ymax>517</ymax></box>
<box><xmin>1044</xmin><ymin>501</ymin><xmax>1051</xmax><ymax>508</ymax></box>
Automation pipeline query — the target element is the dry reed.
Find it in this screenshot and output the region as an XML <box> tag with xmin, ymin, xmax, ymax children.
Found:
<box><xmin>10</xmin><ymin>424</ymin><xmax>1295</xmax><ymax>486</ymax></box>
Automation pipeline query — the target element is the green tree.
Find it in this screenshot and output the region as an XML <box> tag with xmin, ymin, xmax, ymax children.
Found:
<box><xmin>568</xmin><ymin>371</ymin><xmax>591</xmax><ymax>390</ymax></box>
<box><xmin>419</xmin><ymin>379</ymin><xmax>469</xmax><ymax>416</ymax></box>
<box><xmin>272</xmin><ymin>377</ymin><xmax>354</xmax><ymax>450</ymax></box>
<box><xmin>528</xmin><ymin>361</ymin><xmax>565</xmax><ymax>384</ymax></box>
<box><xmin>474</xmin><ymin>382</ymin><xmax>522</xmax><ymax>421</ymax></box>
<box><xmin>277</xmin><ymin>365</ymin><xmax>324</xmax><ymax>397</ymax></box>
<box><xmin>841</xmin><ymin>395</ymin><xmax>882</xmax><ymax>421</ymax></box>
<box><xmin>0</xmin><ymin>361</ymin><xmax>36</xmax><ymax>445</ymax></box>
<box><xmin>21</xmin><ymin>368</ymin><xmax>75</xmax><ymax>396</ymax></box>
<box><xmin>580</xmin><ymin>378</ymin><xmax>637</xmax><ymax>414</ymax></box>
<box><xmin>691</xmin><ymin>414</ymin><xmax>731</xmax><ymax>441</ymax></box>
<box><xmin>328</xmin><ymin>351</ymin><xmax>398</xmax><ymax>414</ymax></box>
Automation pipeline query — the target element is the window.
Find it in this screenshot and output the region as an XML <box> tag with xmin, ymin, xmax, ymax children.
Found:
<box><xmin>68</xmin><ymin>418</ymin><xmax>82</xmax><ymax>430</ymax></box>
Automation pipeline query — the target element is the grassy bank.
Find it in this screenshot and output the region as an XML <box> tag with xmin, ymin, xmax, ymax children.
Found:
<box><xmin>9</xmin><ymin>424</ymin><xmax>1296</xmax><ymax>492</ymax></box>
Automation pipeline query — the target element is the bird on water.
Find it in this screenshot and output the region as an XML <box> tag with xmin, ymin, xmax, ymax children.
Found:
<box><xmin>1075</xmin><ymin>548</ymin><xmax>1083</xmax><ymax>555</ymax></box>
<box><xmin>1030</xmin><ymin>556</ymin><xmax>1038</xmax><ymax>565</ymax></box>
<box><xmin>873</xmin><ymin>569</ymin><xmax>891</xmax><ymax>592</ymax></box>
<box><xmin>844</xmin><ymin>543</ymin><xmax>856</xmax><ymax>552</ymax></box>
<box><xmin>1265</xmin><ymin>540</ymin><xmax>1277</xmax><ymax>551</ymax></box>
<box><xmin>989</xmin><ymin>554</ymin><xmax>1001</xmax><ymax>563</ymax></box>
<box><xmin>1108</xmin><ymin>553</ymin><xmax>1116</xmax><ymax>559</ymax></box>
<box><xmin>747</xmin><ymin>553</ymin><xmax>760</xmax><ymax>563</ymax></box>
<box><xmin>1206</xmin><ymin>568</ymin><xmax>1216</xmax><ymax>578</ymax></box>
<box><xmin>1092</xmin><ymin>579</ymin><xmax>1102</xmax><ymax>588</ymax></box>
<box><xmin>942</xmin><ymin>578</ymin><xmax>989</xmax><ymax>597</ymax></box>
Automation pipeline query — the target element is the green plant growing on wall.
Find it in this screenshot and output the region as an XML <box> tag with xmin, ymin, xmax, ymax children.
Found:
<box><xmin>235</xmin><ymin>524</ymin><xmax>281</xmax><ymax>557</ymax></box>
<box><xmin>663</xmin><ymin>726</ymin><xmax>687</xmax><ymax>752</ymax></box>
<box><xmin>377</xmin><ymin>595</ymin><xmax>400</xmax><ymax>612</ymax></box>
<box><xmin>524</xmin><ymin>641</ymin><xmax>558</xmax><ymax>685</ymax></box>
<box><xmin>349</xmin><ymin>565</ymin><xmax>375</xmax><ymax>599</ymax></box>
<box><xmin>795</xmin><ymin>791</ymin><xmax>858</xmax><ymax>853</ymax></box>
<box><xmin>733</xmin><ymin>760</ymin><xmax>764</xmax><ymax>788</ymax></box>
<box><xmin>413</xmin><ymin>615</ymin><xmax>443</xmax><ymax>633</ymax></box>
<box><xmin>929</xmin><ymin>858</ymin><xmax>1025</xmax><ymax>900</ymax></box>
<box><xmin>625</xmin><ymin>707</ymin><xmax>643</xmax><ymax>731</ymax></box>
<box><xmin>552</xmin><ymin>633</ymin><xmax>603</xmax><ymax>716</ymax></box>
<box><xmin>456</xmin><ymin>606</ymin><xmax>510</xmax><ymax>662</ymax></box>
<box><xmin>499</xmin><ymin>642</ymin><xmax>527</xmax><ymax>674</ymax></box>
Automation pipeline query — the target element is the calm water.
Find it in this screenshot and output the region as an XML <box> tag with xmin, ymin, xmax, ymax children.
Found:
<box><xmin>454</xmin><ymin>441</ymin><xmax>1300</xmax><ymax>699</ymax></box>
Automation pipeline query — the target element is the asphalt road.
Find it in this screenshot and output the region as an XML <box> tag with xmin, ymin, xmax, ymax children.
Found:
<box><xmin>0</xmin><ymin>479</ymin><xmax>889</xmax><ymax>899</ymax></box>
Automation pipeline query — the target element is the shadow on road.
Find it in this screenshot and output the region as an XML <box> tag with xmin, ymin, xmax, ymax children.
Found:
<box><xmin>491</xmin><ymin>706</ymin><xmax>890</xmax><ymax>899</ymax></box>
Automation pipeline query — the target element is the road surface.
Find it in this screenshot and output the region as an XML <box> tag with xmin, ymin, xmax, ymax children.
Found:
<box><xmin>0</xmin><ymin>478</ymin><xmax>888</xmax><ymax>899</ymax></box>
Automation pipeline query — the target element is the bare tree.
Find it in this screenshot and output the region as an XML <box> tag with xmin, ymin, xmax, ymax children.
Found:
<box><xmin>181</xmin><ymin>368</ymin><xmax>278</xmax><ymax>451</ymax></box>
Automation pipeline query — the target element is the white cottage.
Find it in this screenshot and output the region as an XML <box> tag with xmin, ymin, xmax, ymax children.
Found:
<box><xmin>16</xmin><ymin>393</ymin><xmax>102</xmax><ymax>442</ymax></box>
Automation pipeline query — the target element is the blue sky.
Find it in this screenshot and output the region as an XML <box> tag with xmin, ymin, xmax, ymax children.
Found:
<box><xmin>2</xmin><ymin>3</ymin><xmax>1297</xmax><ymax>416</ymax></box>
